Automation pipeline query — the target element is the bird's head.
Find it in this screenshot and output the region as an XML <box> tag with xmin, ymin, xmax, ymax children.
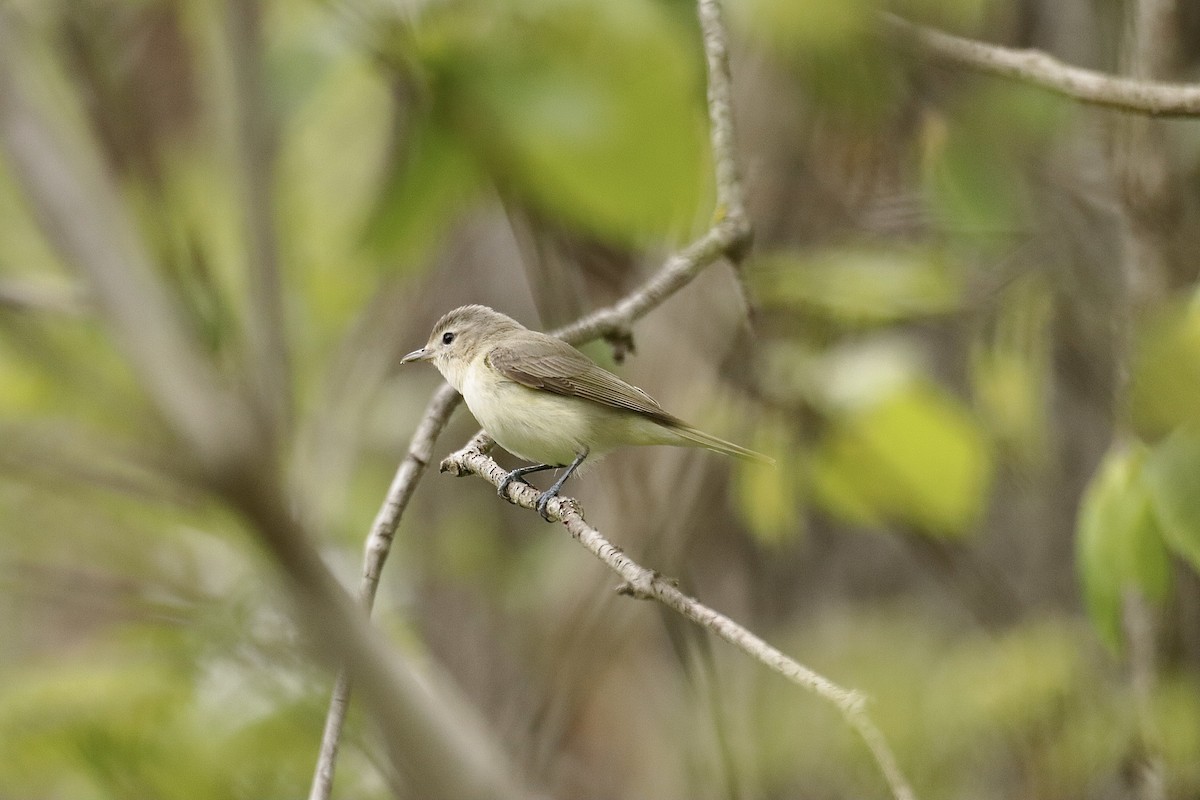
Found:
<box><xmin>401</xmin><ymin>304</ymin><xmax>524</xmax><ymax>391</ymax></box>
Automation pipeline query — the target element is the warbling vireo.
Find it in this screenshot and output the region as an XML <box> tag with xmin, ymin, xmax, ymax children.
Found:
<box><xmin>402</xmin><ymin>305</ymin><xmax>773</xmax><ymax>519</ymax></box>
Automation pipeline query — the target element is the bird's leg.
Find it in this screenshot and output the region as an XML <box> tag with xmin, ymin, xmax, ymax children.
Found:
<box><xmin>536</xmin><ymin>450</ymin><xmax>588</xmax><ymax>521</ymax></box>
<box><xmin>498</xmin><ymin>463</ymin><xmax>557</xmax><ymax>501</ymax></box>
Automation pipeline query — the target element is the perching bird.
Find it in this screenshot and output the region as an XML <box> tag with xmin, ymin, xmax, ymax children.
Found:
<box><xmin>402</xmin><ymin>305</ymin><xmax>772</xmax><ymax>519</ymax></box>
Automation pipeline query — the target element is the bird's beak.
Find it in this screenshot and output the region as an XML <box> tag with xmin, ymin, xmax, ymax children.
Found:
<box><xmin>400</xmin><ymin>347</ymin><xmax>431</xmax><ymax>364</ymax></box>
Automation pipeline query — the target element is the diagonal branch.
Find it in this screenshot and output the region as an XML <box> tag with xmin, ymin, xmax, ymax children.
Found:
<box><xmin>307</xmin><ymin>382</ymin><xmax>462</xmax><ymax>800</ymax></box>
<box><xmin>883</xmin><ymin>13</ymin><xmax>1200</xmax><ymax>117</ymax></box>
<box><xmin>439</xmin><ymin>445</ymin><xmax>916</xmax><ymax>800</ymax></box>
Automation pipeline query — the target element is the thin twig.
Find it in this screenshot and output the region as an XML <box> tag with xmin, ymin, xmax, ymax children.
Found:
<box><xmin>439</xmin><ymin>446</ymin><xmax>916</xmax><ymax>800</ymax></box>
<box><xmin>699</xmin><ymin>0</ymin><xmax>747</xmax><ymax>225</ymax></box>
<box><xmin>307</xmin><ymin>383</ymin><xmax>461</xmax><ymax>800</ymax></box>
<box><xmin>883</xmin><ymin>13</ymin><xmax>1200</xmax><ymax>117</ymax></box>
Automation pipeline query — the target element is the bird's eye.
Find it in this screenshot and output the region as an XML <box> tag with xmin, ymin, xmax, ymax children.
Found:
<box><xmin>442</xmin><ymin>331</ymin><xmax>455</xmax><ymax>345</ymax></box>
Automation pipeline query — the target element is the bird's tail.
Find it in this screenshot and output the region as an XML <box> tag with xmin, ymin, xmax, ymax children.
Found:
<box><xmin>671</xmin><ymin>425</ymin><xmax>775</xmax><ymax>466</ymax></box>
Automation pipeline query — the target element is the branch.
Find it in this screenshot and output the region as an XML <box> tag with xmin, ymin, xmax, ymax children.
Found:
<box><xmin>552</xmin><ymin>219</ymin><xmax>747</xmax><ymax>347</ymax></box>
<box><xmin>308</xmin><ymin>382</ymin><xmax>461</xmax><ymax>800</ymax></box>
<box><xmin>439</xmin><ymin>445</ymin><xmax>916</xmax><ymax>800</ymax></box>
<box><xmin>883</xmin><ymin>13</ymin><xmax>1200</xmax><ymax>117</ymax></box>
<box><xmin>0</xmin><ymin>279</ymin><xmax>87</xmax><ymax>315</ymax></box>
<box><xmin>218</xmin><ymin>466</ymin><xmax>541</xmax><ymax>800</ymax></box>
<box><xmin>0</xmin><ymin>13</ymin><xmax>254</xmax><ymax>471</ymax></box>
<box><xmin>227</xmin><ymin>0</ymin><xmax>293</xmax><ymax>439</ymax></box>
<box><xmin>0</xmin><ymin>14</ymin><xmax>538</xmax><ymax>799</ymax></box>
<box><xmin>555</xmin><ymin>2</ymin><xmax>750</xmax><ymax>345</ymax></box>
<box><xmin>1112</xmin><ymin>2</ymin><xmax>1173</xmax><ymax>797</ymax></box>
<box><xmin>700</xmin><ymin>0</ymin><xmax>747</xmax><ymax>227</ymax></box>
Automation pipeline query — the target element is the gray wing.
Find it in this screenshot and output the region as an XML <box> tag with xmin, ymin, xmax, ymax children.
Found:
<box><xmin>486</xmin><ymin>334</ymin><xmax>682</xmax><ymax>427</ymax></box>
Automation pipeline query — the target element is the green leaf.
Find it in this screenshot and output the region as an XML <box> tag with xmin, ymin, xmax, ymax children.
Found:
<box><xmin>732</xmin><ymin>0</ymin><xmax>872</xmax><ymax>53</ymax></box>
<box><xmin>811</xmin><ymin>381</ymin><xmax>992</xmax><ymax>536</ymax></box>
<box><xmin>748</xmin><ymin>247</ymin><xmax>963</xmax><ymax>325</ymax></box>
<box><xmin>417</xmin><ymin>0</ymin><xmax>707</xmax><ymax>241</ymax></box>
<box><xmin>1129</xmin><ymin>300</ymin><xmax>1200</xmax><ymax>439</ymax></box>
<box><xmin>363</xmin><ymin>115</ymin><xmax>481</xmax><ymax>264</ymax></box>
<box><xmin>968</xmin><ymin>275</ymin><xmax>1053</xmax><ymax>466</ymax></box>
<box><xmin>728</xmin><ymin>0</ymin><xmax>898</xmax><ymax>116</ymax></box>
<box><xmin>921</xmin><ymin>84</ymin><xmax>1067</xmax><ymax>239</ymax></box>
<box><xmin>1144</xmin><ymin>426</ymin><xmax>1200</xmax><ymax>573</ymax></box>
<box><xmin>1076</xmin><ymin>442</ymin><xmax>1173</xmax><ymax>652</ymax></box>
<box><xmin>734</xmin><ymin>414</ymin><xmax>805</xmax><ymax>544</ymax></box>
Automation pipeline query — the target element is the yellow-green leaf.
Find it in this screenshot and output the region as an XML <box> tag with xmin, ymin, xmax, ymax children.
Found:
<box><xmin>811</xmin><ymin>381</ymin><xmax>991</xmax><ymax>536</ymax></box>
<box><xmin>1144</xmin><ymin>425</ymin><xmax>1200</xmax><ymax>573</ymax></box>
<box><xmin>1076</xmin><ymin>442</ymin><xmax>1173</xmax><ymax>652</ymax></box>
<box><xmin>1129</xmin><ymin>299</ymin><xmax>1200</xmax><ymax>439</ymax></box>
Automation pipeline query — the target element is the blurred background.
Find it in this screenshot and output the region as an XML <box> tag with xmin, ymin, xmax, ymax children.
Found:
<box><xmin>2</xmin><ymin>0</ymin><xmax>1200</xmax><ymax>797</ymax></box>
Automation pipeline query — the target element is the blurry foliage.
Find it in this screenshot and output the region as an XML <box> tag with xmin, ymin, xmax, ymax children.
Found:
<box><xmin>921</xmin><ymin>83</ymin><xmax>1069</xmax><ymax>238</ymax></box>
<box><xmin>811</xmin><ymin>377</ymin><xmax>991</xmax><ymax>536</ymax></box>
<box><xmin>1076</xmin><ymin>442</ymin><xmax>1172</xmax><ymax>652</ymax></box>
<box><xmin>970</xmin><ymin>275</ymin><xmax>1053</xmax><ymax>466</ymax></box>
<box><xmin>749</xmin><ymin>247</ymin><xmax>963</xmax><ymax>324</ymax></box>
<box><xmin>1144</xmin><ymin>426</ymin><xmax>1200</xmax><ymax>575</ymax></box>
<box><xmin>384</xmin><ymin>0</ymin><xmax>710</xmax><ymax>245</ymax></box>
<box><xmin>746</xmin><ymin>243</ymin><xmax>1002</xmax><ymax>537</ymax></box>
<box><xmin>753</xmin><ymin>610</ymin><xmax>1200</xmax><ymax>799</ymax></box>
<box><xmin>1129</xmin><ymin>297</ymin><xmax>1200</xmax><ymax>439</ymax></box>
<box><xmin>1</xmin><ymin>0</ymin><xmax>1200</xmax><ymax>797</ymax></box>
<box><xmin>734</xmin><ymin>412</ymin><xmax>806</xmax><ymax>542</ymax></box>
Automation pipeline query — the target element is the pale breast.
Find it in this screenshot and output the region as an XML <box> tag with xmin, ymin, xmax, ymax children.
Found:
<box><xmin>462</xmin><ymin>360</ymin><xmax>595</xmax><ymax>466</ymax></box>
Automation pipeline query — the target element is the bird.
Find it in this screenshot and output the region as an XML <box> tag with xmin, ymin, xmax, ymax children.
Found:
<box><xmin>401</xmin><ymin>304</ymin><xmax>773</xmax><ymax>519</ymax></box>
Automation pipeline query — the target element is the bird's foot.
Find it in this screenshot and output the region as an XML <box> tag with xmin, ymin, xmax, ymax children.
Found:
<box><xmin>535</xmin><ymin>489</ymin><xmax>558</xmax><ymax>522</ymax></box>
<box><xmin>497</xmin><ymin>470</ymin><xmax>529</xmax><ymax>501</ymax></box>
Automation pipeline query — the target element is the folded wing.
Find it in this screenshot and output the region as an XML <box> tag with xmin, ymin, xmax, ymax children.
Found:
<box><xmin>486</xmin><ymin>335</ymin><xmax>683</xmax><ymax>428</ymax></box>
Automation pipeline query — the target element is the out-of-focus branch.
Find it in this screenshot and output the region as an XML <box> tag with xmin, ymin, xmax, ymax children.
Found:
<box><xmin>1123</xmin><ymin>589</ymin><xmax>1165</xmax><ymax>800</ymax></box>
<box><xmin>439</xmin><ymin>445</ymin><xmax>916</xmax><ymax>800</ymax></box>
<box><xmin>227</xmin><ymin>0</ymin><xmax>293</xmax><ymax>439</ymax></box>
<box><xmin>883</xmin><ymin>13</ymin><xmax>1200</xmax><ymax>117</ymax></box>
<box><xmin>0</xmin><ymin>14</ymin><xmax>540</xmax><ymax>800</ymax></box>
<box><xmin>218</xmin><ymin>467</ymin><xmax>541</xmax><ymax>800</ymax></box>
<box><xmin>1109</xmin><ymin>0</ymin><xmax>1179</xmax><ymax>309</ymax></box>
<box><xmin>310</xmin><ymin>0</ymin><xmax>754</xmax><ymax>794</ymax></box>
<box><xmin>1111</xmin><ymin>2</ymin><xmax>1174</xmax><ymax>798</ymax></box>
<box><xmin>0</xmin><ymin>279</ymin><xmax>87</xmax><ymax>315</ymax></box>
<box><xmin>0</xmin><ymin>15</ymin><xmax>254</xmax><ymax>471</ymax></box>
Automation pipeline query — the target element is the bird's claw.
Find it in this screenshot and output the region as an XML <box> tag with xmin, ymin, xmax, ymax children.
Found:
<box><xmin>535</xmin><ymin>491</ymin><xmax>556</xmax><ymax>522</ymax></box>
<box><xmin>497</xmin><ymin>471</ymin><xmax>527</xmax><ymax>501</ymax></box>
